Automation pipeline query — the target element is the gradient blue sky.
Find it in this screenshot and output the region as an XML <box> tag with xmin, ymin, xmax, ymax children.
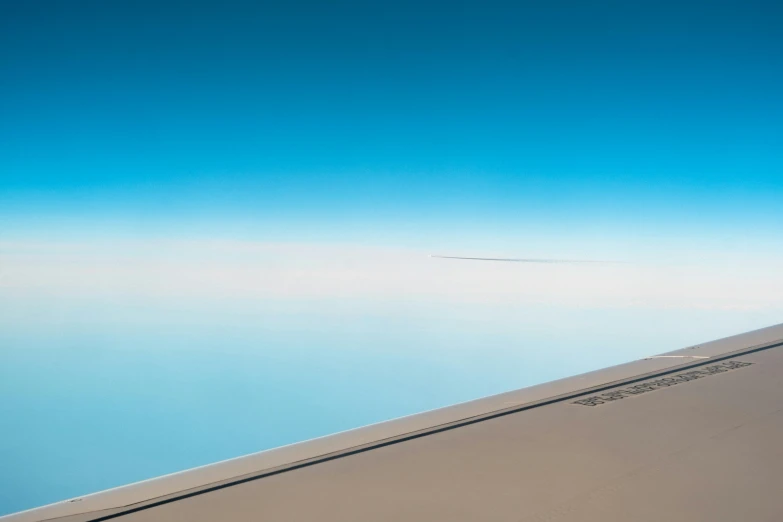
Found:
<box><xmin>2</xmin><ymin>0</ymin><xmax>782</xmax><ymax>242</ymax></box>
<box><xmin>2</xmin><ymin>0</ymin><xmax>783</xmax><ymax>516</ymax></box>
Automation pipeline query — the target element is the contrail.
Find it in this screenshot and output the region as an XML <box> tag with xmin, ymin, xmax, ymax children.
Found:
<box><xmin>429</xmin><ymin>255</ymin><xmax>609</xmax><ymax>263</ymax></box>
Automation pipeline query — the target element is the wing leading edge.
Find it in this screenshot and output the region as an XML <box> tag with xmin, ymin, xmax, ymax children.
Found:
<box><xmin>5</xmin><ymin>323</ymin><xmax>783</xmax><ymax>522</ymax></box>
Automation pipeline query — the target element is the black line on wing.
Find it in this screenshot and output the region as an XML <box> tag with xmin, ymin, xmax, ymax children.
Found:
<box><xmin>87</xmin><ymin>340</ymin><xmax>783</xmax><ymax>521</ymax></box>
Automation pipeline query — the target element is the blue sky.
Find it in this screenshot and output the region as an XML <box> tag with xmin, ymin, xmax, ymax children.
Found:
<box><xmin>1</xmin><ymin>0</ymin><xmax>783</xmax><ymax>516</ymax></box>
<box><xmin>2</xmin><ymin>0</ymin><xmax>782</xmax><ymax>242</ymax></box>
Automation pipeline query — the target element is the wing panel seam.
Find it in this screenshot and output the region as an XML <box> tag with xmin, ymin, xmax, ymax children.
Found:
<box><xmin>86</xmin><ymin>338</ymin><xmax>783</xmax><ymax>522</ymax></box>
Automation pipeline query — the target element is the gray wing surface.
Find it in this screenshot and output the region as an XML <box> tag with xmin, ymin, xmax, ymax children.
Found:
<box><xmin>6</xmin><ymin>323</ymin><xmax>783</xmax><ymax>522</ymax></box>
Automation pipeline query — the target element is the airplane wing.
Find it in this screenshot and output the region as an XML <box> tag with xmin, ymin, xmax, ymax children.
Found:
<box><xmin>5</xmin><ymin>323</ymin><xmax>783</xmax><ymax>522</ymax></box>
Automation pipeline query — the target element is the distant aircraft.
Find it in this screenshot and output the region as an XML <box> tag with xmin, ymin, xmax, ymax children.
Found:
<box><xmin>5</xmin><ymin>323</ymin><xmax>783</xmax><ymax>522</ymax></box>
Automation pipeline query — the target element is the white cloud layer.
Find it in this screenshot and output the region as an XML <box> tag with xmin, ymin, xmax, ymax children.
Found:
<box><xmin>2</xmin><ymin>239</ymin><xmax>783</xmax><ymax>311</ymax></box>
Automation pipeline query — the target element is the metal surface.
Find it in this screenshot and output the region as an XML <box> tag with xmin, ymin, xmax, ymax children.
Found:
<box><xmin>6</xmin><ymin>323</ymin><xmax>783</xmax><ymax>522</ymax></box>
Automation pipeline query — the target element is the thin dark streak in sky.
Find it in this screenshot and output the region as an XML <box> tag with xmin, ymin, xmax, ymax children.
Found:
<box><xmin>429</xmin><ymin>255</ymin><xmax>610</xmax><ymax>263</ymax></box>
